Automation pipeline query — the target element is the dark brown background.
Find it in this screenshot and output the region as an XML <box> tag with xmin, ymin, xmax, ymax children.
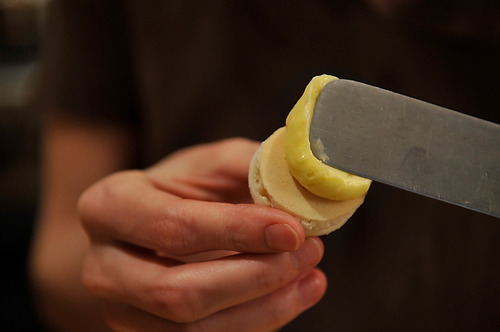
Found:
<box><xmin>2</xmin><ymin>1</ymin><xmax>500</xmax><ymax>331</ymax></box>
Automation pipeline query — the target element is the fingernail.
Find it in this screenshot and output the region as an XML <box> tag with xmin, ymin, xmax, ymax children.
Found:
<box><xmin>265</xmin><ymin>224</ymin><xmax>300</xmax><ymax>251</ymax></box>
<box><xmin>298</xmin><ymin>271</ymin><xmax>326</xmax><ymax>307</ymax></box>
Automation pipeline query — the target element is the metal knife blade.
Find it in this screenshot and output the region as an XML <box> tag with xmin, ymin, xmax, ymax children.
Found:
<box><xmin>310</xmin><ymin>79</ymin><xmax>500</xmax><ymax>218</ymax></box>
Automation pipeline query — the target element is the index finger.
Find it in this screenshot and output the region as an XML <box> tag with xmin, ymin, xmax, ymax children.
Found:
<box><xmin>78</xmin><ymin>171</ymin><xmax>305</xmax><ymax>256</ymax></box>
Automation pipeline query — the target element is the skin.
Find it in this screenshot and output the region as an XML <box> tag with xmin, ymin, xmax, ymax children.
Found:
<box><xmin>30</xmin><ymin>115</ymin><xmax>327</xmax><ymax>332</ymax></box>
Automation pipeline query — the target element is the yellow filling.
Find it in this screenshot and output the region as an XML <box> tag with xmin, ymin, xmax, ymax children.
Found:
<box><xmin>285</xmin><ymin>74</ymin><xmax>372</xmax><ymax>200</ymax></box>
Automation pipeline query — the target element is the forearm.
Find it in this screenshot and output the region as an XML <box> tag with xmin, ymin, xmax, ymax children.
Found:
<box><xmin>30</xmin><ymin>214</ymin><xmax>111</xmax><ymax>332</ymax></box>
<box><xmin>30</xmin><ymin>114</ymin><xmax>134</xmax><ymax>331</ymax></box>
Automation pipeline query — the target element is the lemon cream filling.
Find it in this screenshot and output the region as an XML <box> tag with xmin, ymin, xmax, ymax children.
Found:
<box><xmin>285</xmin><ymin>74</ymin><xmax>372</xmax><ymax>200</ymax></box>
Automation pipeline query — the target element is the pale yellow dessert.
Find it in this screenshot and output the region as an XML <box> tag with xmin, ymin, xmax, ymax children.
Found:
<box><xmin>249</xmin><ymin>127</ymin><xmax>366</xmax><ymax>236</ymax></box>
<box><xmin>248</xmin><ymin>75</ymin><xmax>371</xmax><ymax>236</ymax></box>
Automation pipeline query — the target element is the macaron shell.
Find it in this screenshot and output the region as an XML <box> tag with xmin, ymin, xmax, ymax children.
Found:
<box><xmin>255</xmin><ymin>127</ymin><xmax>365</xmax><ymax>236</ymax></box>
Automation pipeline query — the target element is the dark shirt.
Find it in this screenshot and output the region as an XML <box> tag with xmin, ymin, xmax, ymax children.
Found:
<box><xmin>37</xmin><ymin>1</ymin><xmax>500</xmax><ymax>331</ymax></box>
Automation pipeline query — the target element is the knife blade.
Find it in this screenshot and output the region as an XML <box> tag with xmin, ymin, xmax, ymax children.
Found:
<box><xmin>309</xmin><ymin>79</ymin><xmax>500</xmax><ymax>218</ymax></box>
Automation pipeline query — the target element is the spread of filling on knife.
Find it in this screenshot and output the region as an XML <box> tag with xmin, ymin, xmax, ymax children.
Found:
<box><xmin>248</xmin><ymin>75</ymin><xmax>371</xmax><ymax>236</ymax></box>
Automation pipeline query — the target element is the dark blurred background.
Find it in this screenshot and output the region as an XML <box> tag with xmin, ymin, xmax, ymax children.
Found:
<box><xmin>1</xmin><ymin>0</ymin><xmax>499</xmax><ymax>331</ymax></box>
<box><xmin>0</xmin><ymin>0</ymin><xmax>45</xmax><ymax>330</ymax></box>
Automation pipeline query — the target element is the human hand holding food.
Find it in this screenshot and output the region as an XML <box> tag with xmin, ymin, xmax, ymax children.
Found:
<box><xmin>78</xmin><ymin>138</ymin><xmax>327</xmax><ymax>332</ymax></box>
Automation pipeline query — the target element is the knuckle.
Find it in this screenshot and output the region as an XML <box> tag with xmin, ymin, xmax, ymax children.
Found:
<box><xmin>148</xmin><ymin>204</ymin><xmax>194</xmax><ymax>256</ymax></box>
<box><xmin>255</xmin><ymin>254</ymin><xmax>300</xmax><ymax>290</ymax></box>
<box><xmin>77</xmin><ymin>170</ymin><xmax>142</xmax><ymax>228</ymax></box>
<box><xmin>226</xmin><ymin>205</ymin><xmax>257</xmax><ymax>250</ymax></box>
<box><xmin>254</xmin><ymin>264</ymin><xmax>282</xmax><ymax>290</ymax></box>
<box><xmin>153</xmin><ymin>281</ymin><xmax>205</xmax><ymax>323</ymax></box>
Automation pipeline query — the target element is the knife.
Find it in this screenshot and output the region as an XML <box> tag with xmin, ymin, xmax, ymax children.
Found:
<box><xmin>309</xmin><ymin>79</ymin><xmax>500</xmax><ymax>218</ymax></box>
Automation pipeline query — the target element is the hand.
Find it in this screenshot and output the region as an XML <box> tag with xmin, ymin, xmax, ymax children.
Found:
<box><xmin>78</xmin><ymin>138</ymin><xmax>327</xmax><ymax>332</ymax></box>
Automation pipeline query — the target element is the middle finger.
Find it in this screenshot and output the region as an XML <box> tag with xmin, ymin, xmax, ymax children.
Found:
<box><xmin>83</xmin><ymin>237</ymin><xmax>324</xmax><ymax>323</ymax></box>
